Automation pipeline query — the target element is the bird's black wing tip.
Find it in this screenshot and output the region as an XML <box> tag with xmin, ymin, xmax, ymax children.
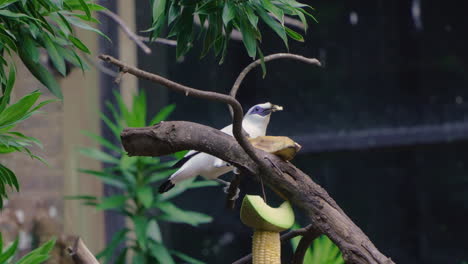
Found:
<box><xmin>159</xmin><ymin>180</ymin><xmax>175</xmax><ymax>193</ymax></box>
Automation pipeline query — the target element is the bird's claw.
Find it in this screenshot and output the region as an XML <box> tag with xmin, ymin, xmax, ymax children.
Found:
<box><xmin>223</xmin><ymin>185</ymin><xmax>240</xmax><ymax>200</ymax></box>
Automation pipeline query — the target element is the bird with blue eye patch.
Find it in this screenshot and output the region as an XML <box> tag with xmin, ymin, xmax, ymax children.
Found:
<box><xmin>159</xmin><ymin>102</ymin><xmax>283</xmax><ymax>195</ymax></box>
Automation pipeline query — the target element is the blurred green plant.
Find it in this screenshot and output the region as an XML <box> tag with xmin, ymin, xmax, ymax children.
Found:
<box><xmin>290</xmin><ymin>224</ymin><xmax>344</xmax><ymax>264</ymax></box>
<box><xmin>69</xmin><ymin>90</ymin><xmax>217</xmax><ymax>264</ymax></box>
<box><xmin>0</xmin><ymin>67</ymin><xmax>55</xmax><ymax>208</ymax></box>
<box><xmin>148</xmin><ymin>0</ymin><xmax>316</xmax><ymax>62</ymax></box>
<box><xmin>0</xmin><ymin>0</ymin><xmax>107</xmax><ymax>98</ymax></box>
<box><xmin>0</xmin><ymin>233</ymin><xmax>55</xmax><ymax>264</ymax></box>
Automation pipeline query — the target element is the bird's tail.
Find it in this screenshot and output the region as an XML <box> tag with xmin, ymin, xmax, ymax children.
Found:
<box><xmin>158</xmin><ymin>168</ymin><xmax>194</xmax><ymax>193</ymax></box>
<box><xmin>158</xmin><ymin>179</ymin><xmax>175</xmax><ymax>193</ymax></box>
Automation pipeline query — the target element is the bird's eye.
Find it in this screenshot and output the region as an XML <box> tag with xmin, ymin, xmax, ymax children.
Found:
<box><xmin>254</xmin><ymin>107</ymin><xmax>260</xmax><ymax>112</ymax></box>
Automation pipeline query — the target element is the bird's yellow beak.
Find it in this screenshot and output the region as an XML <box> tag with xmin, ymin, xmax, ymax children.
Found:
<box><xmin>271</xmin><ymin>104</ymin><xmax>283</xmax><ymax>112</ymax></box>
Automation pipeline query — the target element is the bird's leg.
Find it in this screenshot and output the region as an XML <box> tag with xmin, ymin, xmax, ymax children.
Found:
<box><xmin>224</xmin><ymin>174</ymin><xmax>243</xmax><ymax>209</ymax></box>
<box><xmin>216</xmin><ymin>179</ymin><xmax>240</xmax><ymax>199</ymax></box>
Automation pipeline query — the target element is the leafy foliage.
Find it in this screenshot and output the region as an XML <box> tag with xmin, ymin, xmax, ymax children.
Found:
<box><xmin>290</xmin><ymin>224</ymin><xmax>345</xmax><ymax>264</ymax></box>
<box><xmin>70</xmin><ymin>90</ymin><xmax>217</xmax><ymax>264</ymax></box>
<box><xmin>0</xmin><ymin>233</ymin><xmax>56</xmax><ymax>264</ymax></box>
<box><xmin>0</xmin><ymin>0</ymin><xmax>107</xmax><ymax>98</ymax></box>
<box><xmin>148</xmin><ymin>0</ymin><xmax>316</xmax><ymax>62</ymax></box>
<box><xmin>0</xmin><ymin>67</ymin><xmax>55</xmax><ymax>208</ymax></box>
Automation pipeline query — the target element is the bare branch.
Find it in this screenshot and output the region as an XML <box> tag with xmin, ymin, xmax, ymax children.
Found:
<box><xmin>230</xmin><ymin>53</ymin><xmax>321</xmax><ymax>100</ymax></box>
<box><xmin>232</xmin><ymin>225</ymin><xmax>318</xmax><ymax>264</ymax></box>
<box><xmin>225</xmin><ymin>173</ymin><xmax>242</xmax><ymax>209</ymax></box>
<box><xmin>83</xmin><ymin>54</ymin><xmax>118</xmax><ymax>77</ymax></box>
<box><xmin>101</xmin><ymin>55</ymin><xmax>394</xmax><ymax>264</ymax></box>
<box><xmin>138</xmin><ymin>36</ymin><xmax>178</xmax><ymax>46</ymax></box>
<box><xmin>292</xmin><ymin>226</ymin><xmax>321</xmax><ymax>264</ymax></box>
<box><xmin>99</xmin><ymin>10</ymin><xmax>152</xmax><ymax>54</ymax></box>
<box><xmin>67</xmin><ymin>237</ymin><xmax>100</xmax><ymax>264</ymax></box>
<box><xmin>121</xmin><ymin>121</ymin><xmax>394</xmax><ymax>264</ymax></box>
<box><xmin>99</xmin><ymin>54</ymin><xmax>270</xmax><ymax>186</ymax></box>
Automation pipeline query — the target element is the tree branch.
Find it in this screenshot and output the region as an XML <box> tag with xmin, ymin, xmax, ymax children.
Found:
<box><xmin>291</xmin><ymin>226</ymin><xmax>321</xmax><ymax>264</ymax></box>
<box><xmin>230</xmin><ymin>53</ymin><xmax>321</xmax><ymax>100</ymax></box>
<box><xmin>99</xmin><ymin>10</ymin><xmax>152</xmax><ymax>54</ymax></box>
<box><xmin>99</xmin><ymin>54</ymin><xmax>271</xmax><ymax>187</ymax></box>
<box><xmin>101</xmin><ymin>55</ymin><xmax>394</xmax><ymax>264</ymax></box>
<box><xmin>121</xmin><ymin>122</ymin><xmax>394</xmax><ymax>264</ymax></box>
<box><xmin>67</xmin><ymin>237</ymin><xmax>100</xmax><ymax>264</ymax></box>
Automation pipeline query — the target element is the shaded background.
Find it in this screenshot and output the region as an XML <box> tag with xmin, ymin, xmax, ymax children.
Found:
<box><xmin>97</xmin><ymin>0</ymin><xmax>468</xmax><ymax>263</ymax></box>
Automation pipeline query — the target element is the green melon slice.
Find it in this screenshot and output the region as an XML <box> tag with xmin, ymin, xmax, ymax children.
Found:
<box><xmin>240</xmin><ymin>195</ymin><xmax>295</xmax><ymax>232</ymax></box>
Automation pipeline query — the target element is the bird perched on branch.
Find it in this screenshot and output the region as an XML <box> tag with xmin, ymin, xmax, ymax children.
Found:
<box><xmin>158</xmin><ymin>102</ymin><xmax>283</xmax><ymax>193</ymax></box>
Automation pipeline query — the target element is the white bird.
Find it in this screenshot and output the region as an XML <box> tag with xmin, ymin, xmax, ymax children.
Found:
<box><xmin>158</xmin><ymin>102</ymin><xmax>283</xmax><ymax>193</ymax></box>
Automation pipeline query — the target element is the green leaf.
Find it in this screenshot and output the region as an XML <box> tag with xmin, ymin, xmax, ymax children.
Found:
<box><xmin>0</xmin><ymin>64</ymin><xmax>15</xmax><ymax>113</ymax></box>
<box><xmin>152</xmin><ymin>0</ymin><xmax>167</xmax><ymax>24</ymax></box>
<box><xmin>69</xmin><ymin>35</ymin><xmax>90</xmax><ymax>53</ymax></box>
<box><xmin>187</xmin><ymin>180</ymin><xmax>219</xmax><ymax>189</ymax></box>
<box><xmin>222</xmin><ymin>1</ymin><xmax>235</xmax><ymax>25</ymax></box>
<box><xmin>21</xmin><ymin>35</ymin><xmax>40</xmax><ymax>63</ymax></box>
<box><xmin>97</xmin><ymin>195</ymin><xmax>127</xmax><ymax>210</ymax></box>
<box><xmin>285</xmin><ymin>27</ymin><xmax>304</xmax><ymax>42</ymax></box>
<box><xmin>78</xmin><ymin>169</ymin><xmax>126</xmax><ymax>189</ymax></box>
<box><xmin>16</xmin><ymin>238</ymin><xmax>55</xmax><ymax>264</ymax></box>
<box><xmin>136</xmin><ymin>186</ymin><xmax>153</xmax><ymax>208</ymax></box>
<box><xmin>0</xmin><ymin>163</ymin><xmax>18</xmax><ymax>191</ymax></box>
<box><xmin>147</xmin><ymin>219</ymin><xmax>162</xmax><ymax>243</ymax></box>
<box><xmin>171</xmin><ymin>250</ymin><xmax>205</xmax><ymax>264</ymax></box>
<box><xmin>149</xmin><ymin>104</ymin><xmax>175</xmax><ymax>125</ymax></box>
<box><xmin>0</xmin><ymin>237</ymin><xmax>18</xmax><ymax>263</ymax></box>
<box><xmin>78</xmin><ymin>147</ymin><xmax>120</xmax><ymax>164</ymax></box>
<box><xmin>18</xmin><ymin>49</ymin><xmax>62</xmax><ymax>98</ymax></box>
<box><xmin>42</xmin><ymin>34</ymin><xmax>66</xmax><ymax>76</ymax></box>
<box><xmin>255</xmin><ymin>6</ymin><xmax>288</xmax><ymax>48</ymax></box>
<box><xmin>64</xmin><ymin>195</ymin><xmax>97</xmax><ymax>200</ymax></box>
<box><xmin>145</xmin><ymin>168</ymin><xmax>177</xmax><ymax>184</ymax></box>
<box><xmin>0</xmin><ymin>9</ymin><xmax>31</xmax><ymax>18</ymax></box>
<box><xmin>81</xmin><ymin>130</ymin><xmax>122</xmax><ymax>153</ymax></box>
<box><xmin>0</xmin><ymin>90</ymin><xmax>40</xmax><ymax>128</ymax></box>
<box><xmin>149</xmin><ymin>242</ymin><xmax>175</xmax><ymax>264</ymax></box>
<box><xmin>96</xmin><ymin>228</ymin><xmax>128</xmax><ymax>262</ymax></box>
<box><xmin>66</xmin><ymin>15</ymin><xmax>110</xmax><ymax>41</ymax></box>
<box><xmin>239</xmin><ymin>17</ymin><xmax>257</xmax><ymax>58</ymax></box>
<box><xmin>133</xmin><ymin>216</ymin><xmax>148</xmax><ymax>250</ymax></box>
<box><xmin>77</xmin><ymin>0</ymin><xmax>91</xmax><ymax>19</ymax></box>
<box><xmin>157</xmin><ymin>202</ymin><xmax>212</xmax><ymax>226</ymax></box>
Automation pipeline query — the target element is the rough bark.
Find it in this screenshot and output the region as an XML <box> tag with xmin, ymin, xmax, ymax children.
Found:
<box><xmin>121</xmin><ymin>122</ymin><xmax>395</xmax><ymax>264</ymax></box>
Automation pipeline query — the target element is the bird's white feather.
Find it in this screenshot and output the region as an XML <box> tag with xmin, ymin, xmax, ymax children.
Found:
<box><xmin>167</xmin><ymin>102</ymin><xmax>276</xmax><ymax>185</ymax></box>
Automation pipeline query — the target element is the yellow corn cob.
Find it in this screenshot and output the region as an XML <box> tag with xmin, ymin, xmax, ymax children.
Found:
<box><xmin>252</xmin><ymin>230</ymin><xmax>281</xmax><ymax>264</ymax></box>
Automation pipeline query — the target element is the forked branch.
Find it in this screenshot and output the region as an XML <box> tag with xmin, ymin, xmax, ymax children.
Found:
<box><xmin>101</xmin><ymin>55</ymin><xmax>394</xmax><ymax>264</ymax></box>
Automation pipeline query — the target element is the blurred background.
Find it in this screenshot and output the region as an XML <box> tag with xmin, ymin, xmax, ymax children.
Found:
<box><xmin>1</xmin><ymin>0</ymin><xmax>467</xmax><ymax>263</ymax></box>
